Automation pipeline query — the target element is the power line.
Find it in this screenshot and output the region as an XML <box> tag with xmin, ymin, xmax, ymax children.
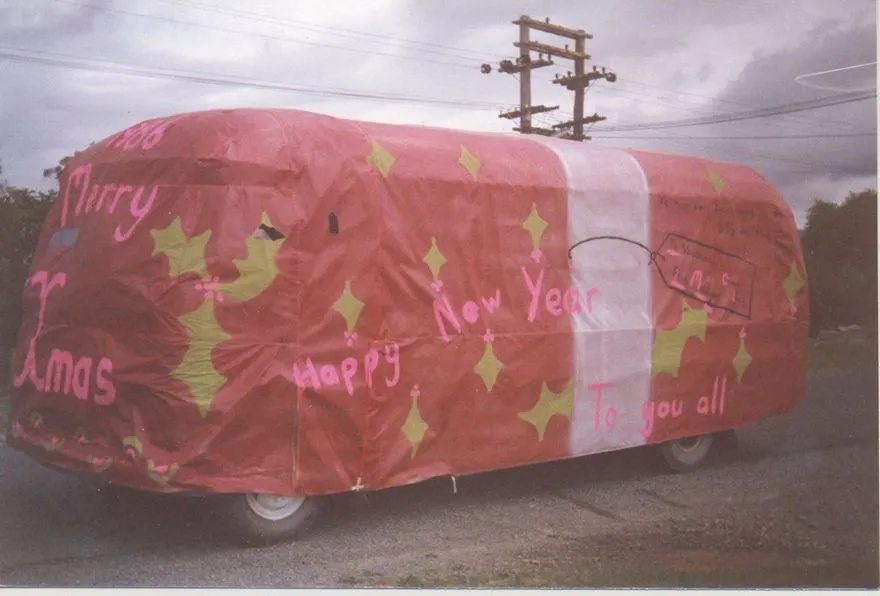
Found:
<box><xmin>530</xmin><ymin>70</ymin><xmax>865</xmax><ymax>136</ymax></box>
<box><xmin>0</xmin><ymin>46</ymin><xmax>504</xmax><ymax>109</ymax></box>
<box><xmin>147</xmin><ymin>0</ymin><xmax>490</xmax><ymax>64</ymax></box>
<box><xmin>612</xmin><ymin>78</ymin><xmax>867</xmax><ymax>132</ymax></box>
<box><xmin>590</xmin><ymin>91</ymin><xmax>876</xmax><ymax>133</ymax></box>
<box><xmin>56</xmin><ymin>0</ymin><xmax>481</xmax><ymax>70</ymax></box>
<box><xmin>591</xmin><ymin>132</ymin><xmax>876</xmax><ymax>140</ymax></box>
<box><xmin>56</xmin><ymin>0</ymin><xmax>876</xmax><ymax>138</ymax></box>
<box><xmin>147</xmin><ymin>0</ymin><xmax>873</xmax><ymax>134</ymax></box>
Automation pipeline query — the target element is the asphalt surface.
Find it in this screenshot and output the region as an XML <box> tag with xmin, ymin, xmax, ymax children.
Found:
<box><xmin>0</xmin><ymin>366</ymin><xmax>876</xmax><ymax>588</ymax></box>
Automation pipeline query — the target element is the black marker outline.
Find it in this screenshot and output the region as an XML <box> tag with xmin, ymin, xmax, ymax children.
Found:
<box><xmin>568</xmin><ymin>232</ymin><xmax>756</xmax><ymax>319</ymax></box>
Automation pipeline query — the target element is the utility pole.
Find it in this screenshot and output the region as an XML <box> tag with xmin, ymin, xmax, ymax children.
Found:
<box><xmin>483</xmin><ymin>15</ymin><xmax>616</xmax><ymax>141</ymax></box>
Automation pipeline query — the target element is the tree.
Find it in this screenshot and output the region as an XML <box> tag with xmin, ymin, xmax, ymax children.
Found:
<box><xmin>801</xmin><ymin>189</ymin><xmax>878</xmax><ymax>337</ymax></box>
<box><xmin>42</xmin><ymin>155</ymin><xmax>71</xmax><ymax>181</ymax></box>
<box><xmin>0</xmin><ymin>162</ymin><xmax>56</xmax><ymax>385</ymax></box>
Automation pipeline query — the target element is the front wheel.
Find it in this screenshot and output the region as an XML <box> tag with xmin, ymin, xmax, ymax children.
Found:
<box><xmin>216</xmin><ymin>492</ymin><xmax>323</xmax><ymax>546</ymax></box>
<box><xmin>658</xmin><ymin>433</ymin><xmax>715</xmax><ymax>473</ymax></box>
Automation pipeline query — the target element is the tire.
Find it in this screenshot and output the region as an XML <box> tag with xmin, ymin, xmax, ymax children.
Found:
<box><xmin>658</xmin><ymin>433</ymin><xmax>715</xmax><ymax>473</ymax></box>
<box><xmin>713</xmin><ymin>429</ymin><xmax>739</xmax><ymax>453</ymax></box>
<box><xmin>215</xmin><ymin>492</ymin><xmax>323</xmax><ymax>546</ymax></box>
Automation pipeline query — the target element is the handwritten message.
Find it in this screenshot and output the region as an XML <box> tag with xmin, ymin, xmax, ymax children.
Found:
<box><xmin>61</xmin><ymin>163</ymin><xmax>158</xmax><ymax>242</ymax></box>
<box><xmin>433</xmin><ymin>266</ymin><xmax>600</xmax><ymax>341</ymax></box>
<box><xmin>59</xmin><ymin>116</ymin><xmax>181</xmax><ymax>242</ymax></box>
<box><xmin>292</xmin><ymin>343</ymin><xmax>401</xmax><ymax>396</ymax></box>
<box><xmin>570</xmin><ymin>375</ymin><xmax>730</xmax><ymax>439</ymax></box>
<box><xmin>655</xmin><ymin>233</ymin><xmax>756</xmax><ymax>318</ymax></box>
<box><xmin>13</xmin><ymin>271</ymin><xmax>117</xmax><ymax>405</ymax></box>
<box><xmin>658</xmin><ymin>195</ymin><xmax>785</xmax><ymax>243</ymax></box>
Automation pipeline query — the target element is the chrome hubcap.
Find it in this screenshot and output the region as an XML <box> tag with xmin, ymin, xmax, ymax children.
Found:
<box><xmin>245</xmin><ymin>493</ymin><xmax>306</xmax><ymax>521</ymax></box>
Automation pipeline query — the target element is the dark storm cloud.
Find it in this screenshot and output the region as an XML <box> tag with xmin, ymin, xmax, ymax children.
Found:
<box><xmin>683</xmin><ymin>17</ymin><xmax>875</xmax><ymax>212</ymax></box>
<box><xmin>0</xmin><ymin>0</ymin><xmax>875</xmax><ymax>220</ymax></box>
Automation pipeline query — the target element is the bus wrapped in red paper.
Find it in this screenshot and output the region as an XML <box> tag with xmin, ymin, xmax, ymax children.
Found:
<box><xmin>6</xmin><ymin>108</ymin><xmax>809</xmax><ymax>545</ymax></box>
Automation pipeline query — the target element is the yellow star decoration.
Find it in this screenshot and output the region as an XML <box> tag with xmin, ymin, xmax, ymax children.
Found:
<box><xmin>474</xmin><ymin>342</ymin><xmax>504</xmax><ymax>392</ymax></box>
<box><xmin>333</xmin><ymin>280</ymin><xmax>365</xmax><ymax>332</ymax></box>
<box><xmin>221</xmin><ymin>213</ymin><xmax>284</xmax><ymax>301</ymax></box>
<box><xmin>172</xmin><ymin>301</ymin><xmax>230</xmax><ymax>417</ymax></box>
<box><xmin>707</xmin><ymin>168</ymin><xmax>725</xmax><ymax>197</ymax></box>
<box><xmin>522</xmin><ymin>203</ymin><xmax>549</xmax><ymax>251</ymax></box>
<box><xmin>733</xmin><ymin>334</ymin><xmax>752</xmax><ymax>384</ymax></box>
<box><xmin>147</xmin><ymin>460</ymin><xmax>180</xmax><ymax>486</ymax></box>
<box><xmin>422</xmin><ymin>237</ymin><xmax>447</xmax><ymax>282</ymax></box>
<box><xmin>782</xmin><ymin>261</ymin><xmax>804</xmax><ymax>309</ymax></box>
<box><xmin>401</xmin><ymin>393</ymin><xmax>429</xmax><ymax>457</ymax></box>
<box><xmin>459</xmin><ymin>145</ymin><xmax>481</xmax><ymax>180</ymax></box>
<box><xmin>519</xmin><ymin>380</ymin><xmax>574</xmax><ymax>441</ymax></box>
<box><xmin>366</xmin><ymin>138</ymin><xmax>395</xmax><ymax>178</ymax></box>
<box><xmin>651</xmin><ymin>301</ymin><xmax>708</xmax><ymax>378</ymax></box>
<box><xmin>151</xmin><ymin>217</ymin><xmax>211</xmax><ymax>278</ymax></box>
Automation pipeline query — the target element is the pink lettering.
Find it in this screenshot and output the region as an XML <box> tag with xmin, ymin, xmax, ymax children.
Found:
<box><xmin>564</xmin><ymin>288</ymin><xmax>583</xmax><ymax>314</ymax></box>
<box><xmin>433</xmin><ymin>290</ymin><xmax>504</xmax><ymax>339</ymax></box>
<box><xmin>696</xmin><ymin>376</ymin><xmax>727</xmax><ymax>416</ymax></box>
<box><xmin>123</xmin><ymin>122</ymin><xmax>150</xmax><ymax>150</ymax></box>
<box><xmin>588</xmin><ymin>382</ymin><xmax>615</xmax><ymax>430</ymax></box>
<box><xmin>605</xmin><ymin>406</ymin><xmax>618</xmax><ymax>429</ymax></box>
<box><xmin>642</xmin><ymin>398</ymin><xmax>684</xmax><ymax>435</ymax></box>
<box><xmin>141</xmin><ymin>119</ymin><xmax>173</xmax><ymax>150</ymax></box>
<box><xmin>545</xmin><ymin>288</ymin><xmax>563</xmax><ymax>316</ymax></box>
<box><xmin>114</xmin><ymin>184</ymin><xmax>158</xmax><ymax>242</ymax></box>
<box><xmin>293</xmin><ymin>344</ymin><xmax>399</xmax><ymax>396</ymax></box>
<box><xmin>91</xmin><ymin>184</ymin><xmax>117</xmax><ymax>213</ymax></box>
<box><xmin>364</xmin><ymin>349</ymin><xmax>379</xmax><ymax>389</ymax></box>
<box><xmin>292</xmin><ymin>358</ymin><xmax>321</xmax><ymax>390</ymax></box>
<box><xmin>13</xmin><ymin>272</ymin><xmax>117</xmax><ymax>405</ymax></box>
<box><xmin>522</xmin><ymin>267</ymin><xmax>598</xmax><ymax>322</ymax></box>
<box><xmin>480</xmin><ymin>290</ymin><xmax>502</xmax><ymax>314</ymax></box>
<box><xmin>14</xmin><ymin>271</ymin><xmax>67</xmax><ymax>392</ymax></box>
<box><xmin>109</xmin><ymin>116</ymin><xmax>180</xmax><ymax>152</ymax></box>
<box><xmin>657</xmin><ymin>400</ymin><xmax>669</xmax><ymax>419</ymax></box>
<box><xmin>521</xmin><ymin>266</ymin><xmax>545</xmax><ymax>323</ymax></box>
<box><xmin>340</xmin><ymin>357</ymin><xmax>358</xmax><ymax>396</ymax></box>
<box><xmin>61</xmin><ymin>164</ymin><xmax>91</xmax><ymax>226</ymax></box>
<box><xmin>59</xmin><ymin>160</ymin><xmax>158</xmax><ymax>242</ymax></box>
<box><xmin>462</xmin><ymin>301</ymin><xmax>480</xmax><ymax>324</ymax></box>
<box><xmin>319</xmin><ymin>365</ymin><xmax>340</xmax><ymax>386</ymax></box>
<box><xmin>94</xmin><ymin>358</ymin><xmax>116</xmax><ymax>405</ymax></box>
<box><xmin>78</xmin><ymin>185</ymin><xmax>100</xmax><ymax>215</ymax></box>
<box><xmin>671</xmin><ymin>399</ymin><xmax>683</xmax><ymax>418</ymax></box>
<box><xmin>72</xmin><ymin>356</ymin><xmax>92</xmax><ymax>400</ymax></box>
<box><xmin>640</xmin><ymin>402</ymin><xmax>654</xmax><ymax>438</ymax></box>
<box><xmin>384</xmin><ymin>343</ymin><xmax>400</xmax><ymax>387</ymax></box>
<box><xmin>45</xmin><ymin>348</ymin><xmax>74</xmax><ymax>394</ymax></box>
<box><xmin>433</xmin><ymin>295</ymin><xmax>462</xmax><ymax>342</ymax></box>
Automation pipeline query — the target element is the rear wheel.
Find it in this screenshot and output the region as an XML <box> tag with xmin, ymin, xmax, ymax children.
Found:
<box><xmin>216</xmin><ymin>492</ymin><xmax>323</xmax><ymax>546</ymax></box>
<box><xmin>659</xmin><ymin>433</ymin><xmax>715</xmax><ymax>473</ymax></box>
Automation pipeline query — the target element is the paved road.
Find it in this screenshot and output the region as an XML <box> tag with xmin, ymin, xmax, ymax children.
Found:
<box><xmin>0</xmin><ymin>367</ymin><xmax>876</xmax><ymax>588</ymax></box>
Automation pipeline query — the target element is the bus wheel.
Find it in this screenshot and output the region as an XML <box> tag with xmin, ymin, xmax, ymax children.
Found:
<box><xmin>659</xmin><ymin>434</ymin><xmax>715</xmax><ymax>473</ymax></box>
<box><xmin>217</xmin><ymin>493</ymin><xmax>323</xmax><ymax>546</ymax></box>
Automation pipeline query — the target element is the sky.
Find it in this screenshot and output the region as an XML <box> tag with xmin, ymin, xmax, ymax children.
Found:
<box><xmin>0</xmin><ymin>0</ymin><xmax>876</xmax><ymax>226</ymax></box>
